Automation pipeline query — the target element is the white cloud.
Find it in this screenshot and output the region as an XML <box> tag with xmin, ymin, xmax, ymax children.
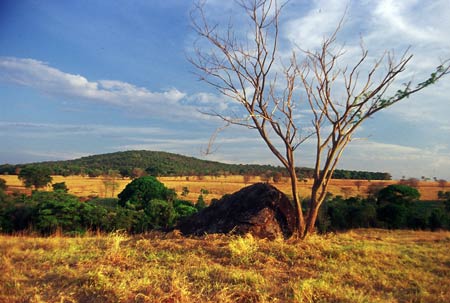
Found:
<box><xmin>284</xmin><ymin>0</ymin><xmax>347</xmax><ymax>51</ymax></box>
<box><xmin>0</xmin><ymin>57</ymin><xmax>198</xmax><ymax>119</ymax></box>
<box><xmin>0</xmin><ymin>121</ymin><xmax>167</xmax><ymax>137</ymax></box>
<box><xmin>340</xmin><ymin>140</ymin><xmax>450</xmax><ymax>179</ymax></box>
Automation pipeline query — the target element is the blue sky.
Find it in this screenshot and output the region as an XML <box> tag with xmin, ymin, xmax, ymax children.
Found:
<box><xmin>1</xmin><ymin>0</ymin><xmax>449</xmax><ymax>179</ymax></box>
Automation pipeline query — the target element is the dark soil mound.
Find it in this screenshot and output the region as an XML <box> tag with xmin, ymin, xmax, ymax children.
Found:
<box><xmin>176</xmin><ymin>183</ymin><xmax>296</xmax><ymax>239</ymax></box>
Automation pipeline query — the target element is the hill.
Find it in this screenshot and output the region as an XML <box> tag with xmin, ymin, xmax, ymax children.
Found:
<box><xmin>0</xmin><ymin>150</ymin><xmax>391</xmax><ymax>180</ymax></box>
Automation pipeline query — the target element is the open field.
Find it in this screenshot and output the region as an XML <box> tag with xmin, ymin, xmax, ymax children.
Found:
<box><xmin>0</xmin><ymin>229</ymin><xmax>449</xmax><ymax>302</ymax></box>
<box><xmin>2</xmin><ymin>175</ymin><xmax>448</xmax><ymax>202</ymax></box>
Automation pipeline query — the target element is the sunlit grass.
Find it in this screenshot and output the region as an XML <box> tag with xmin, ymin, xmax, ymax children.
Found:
<box><xmin>1</xmin><ymin>229</ymin><xmax>449</xmax><ymax>302</ymax></box>
<box><xmin>3</xmin><ymin>175</ymin><xmax>448</xmax><ymax>202</ymax></box>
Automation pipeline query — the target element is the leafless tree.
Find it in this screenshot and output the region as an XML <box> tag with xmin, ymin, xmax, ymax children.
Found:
<box><xmin>190</xmin><ymin>0</ymin><xmax>449</xmax><ymax>238</ymax></box>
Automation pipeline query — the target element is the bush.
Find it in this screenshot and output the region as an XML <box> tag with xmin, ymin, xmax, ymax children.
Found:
<box><xmin>317</xmin><ymin>196</ymin><xmax>377</xmax><ymax>232</ymax></box>
<box><xmin>18</xmin><ymin>165</ymin><xmax>53</xmax><ymax>189</ymax></box>
<box><xmin>196</xmin><ymin>194</ymin><xmax>206</xmax><ymax>210</ymax></box>
<box><xmin>52</xmin><ymin>182</ymin><xmax>68</xmax><ymax>192</ymax></box>
<box><xmin>118</xmin><ymin>176</ymin><xmax>173</xmax><ymax>210</ymax></box>
<box><xmin>31</xmin><ymin>191</ymin><xmax>87</xmax><ymax>234</ymax></box>
<box><xmin>174</xmin><ymin>199</ymin><xmax>197</xmax><ymax>220</ymax></box>
<box><xmin>377</xmin><ymin>184</ymin><xmax>420</xmax><ymax>205</ymax></box>
<box><xmin>144</xmin><ymin>199</ymin><xmax>177</xmax><ymax>229</ymax></box>
<box><xmin>377</xmin><ymin>203</ymin><xmax>409</xmax><ymax>229</ymax></box>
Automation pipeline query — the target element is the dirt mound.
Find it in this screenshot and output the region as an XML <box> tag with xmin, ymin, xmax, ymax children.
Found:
<box><xmin>176</xmin><ymin>183</ymin><xmax>296</xmax><ymax>239</ymax></box>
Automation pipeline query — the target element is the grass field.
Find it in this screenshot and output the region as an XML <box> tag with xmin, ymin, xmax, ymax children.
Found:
<box><xmin>0</xmin><ymin>229</ymin><xmax>449</xmax><ymax>302</ymax></box>
<box><xmin>2</xmin><ymin>175</ymin><xmax>448</xmax><ymax>202</ymax></box>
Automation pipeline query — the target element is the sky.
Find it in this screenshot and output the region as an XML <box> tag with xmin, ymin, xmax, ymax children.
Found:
<box><xmin>0</xmin><ymin>0</ymin><xmax>449</xmax><ymax>180</ymax></box>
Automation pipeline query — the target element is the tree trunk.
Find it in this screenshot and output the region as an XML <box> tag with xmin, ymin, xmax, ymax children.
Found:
<box><xmin>303</xmin><ymin>182</ymin><xmax>321</xmax><ymax>237</ymax></box>
<box><xmin>305</xmin><ymin>202</ymin><xmax>320</xmax><ymax>235</ymax></box>
<box><xmin>288</xmin><ymin>167</ymin><xmax>305</xmax><ymax>237</ymax></box>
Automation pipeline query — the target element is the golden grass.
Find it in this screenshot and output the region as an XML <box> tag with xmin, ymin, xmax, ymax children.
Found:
<box><xmin>0</xmin><ymin>229</ymin><xmax>449</xmax><ymax>302</ymax></box>
<box><xmin>2</xmin><ymin>175</ymin><xmax>448</xmax><ymax>202</ymax></box>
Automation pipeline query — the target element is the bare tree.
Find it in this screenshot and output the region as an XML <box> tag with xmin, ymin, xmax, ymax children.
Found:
<box><xmin>190</xmin><ymin>0</ymin><xmax>449</xmax><ymax>238</ymax></box>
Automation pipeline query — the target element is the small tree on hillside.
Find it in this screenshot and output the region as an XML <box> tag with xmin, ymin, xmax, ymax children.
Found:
<box><xmin>18</xmin><ymin>166</ymin><xmax>52</xmax><ymax>190</ymax></box>
<box><xmin>0</xmin><ymin>178</ymin><xmax>6</xmax><ymax>191</ymax></box>
<box><xmin>190</xmin><ymin>0</ymin><xmax>449</xmax><ymax>238</ymax></box>
<box><xmin>118</xmin><ymin>176</ymin><xmax>173</xmax><ymax>210</ymax></box>
<box><xmin>52</xmin><ymin>182</ymin><xmax>69</xmax><ymax>193</ymax></box>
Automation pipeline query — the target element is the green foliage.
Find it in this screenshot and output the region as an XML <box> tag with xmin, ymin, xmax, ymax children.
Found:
<box><xmin>317</xmin><ymin>196</ymin><xmax>378</xmax><ymax>232</ymax></box>
<box><xmin>52</xmin><ymin>182</ymin><xmax>68</xmax><ymax>192</ymax></box>
<box><xmin>0</xmin><ymin>150</ymin><xmax>392</xmax><ymax>180</ymax></box>
<box><xmin>316</xmin><ymin>183</ymin><xmax>449</xmax><ymax>232</ymax></box>
<box><xmin>143</xmin><ymin>199</ymin><xmax>177</xmax><ymax>229</ymax></box>
<box><xmin>33</xmin><ymin>192</ymin><xmax>84</xmax><ymax>234</ymax></box>
<box><xmin>174</xmin><ymin>199</ymin><xmax>197</xmax><ymax>219</ymax></box>
<box><xmin>196</xmin><ymin>194</ymin><xmax>206</xmax><ymax>210</ymax></box>
<box><xmin>18</xmin><ymin>165</ymin><xmax>53</xmax><ymax>189</ymax></box>
<box><xmin>377</xmin><ymin>184</ymin><xmax>420</xmax><ymax>205</ymax></box>
<box><xmin>181</xmin><ymin>186</ymin><xmax>189</xmax><ymax>197</ymax></box>
<box><xmin>118</xmin><ymin>176</ymin><xmax>170</xmax><ymax>210</ymax></box>
<box><xmin>438</xmin><ymin>191</ymin><xmax>450</xmax><ymax>200</ymax></box>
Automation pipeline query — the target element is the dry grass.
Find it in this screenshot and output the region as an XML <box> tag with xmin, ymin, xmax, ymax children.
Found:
<box><xmin>2</xmin><ymin>175</ymin><xmax>448</xmax><ymax>202</ymax></box>
<box><xmin>1</xmin><ymin>229</ymin><xmax>449</xmax><ymax>302</ymax></box>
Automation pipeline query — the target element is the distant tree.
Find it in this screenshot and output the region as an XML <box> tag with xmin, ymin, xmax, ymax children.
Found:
<box><xmin>52</xmin><ymin>182</ymin><xmax>68</xmax><ymax>193</ymax></box>
<box><xmin>86</xmin><ymin>169</ymin><xmax>102</xmax><ymax>178</ymax></box>
<box><xmin>400</xmin><ymin>178</ymin><xmax>420</xmax><ymax>188</ymax></box>
<box><xmin>131</xmin><ymin>167</ymin><xmax>146</xmax><ymax>179</ymax></box>
<box><xmin>18</xmin><ymin>166</ymin><xmax>52</xmax><ymax>189</ymax></box>
<box><xmin>118</xmin><ymin>176</ymin><xmax>171</xmax><ymax>210</ymax></box>
<box><xmin>196</xmin><ymin>194</ymin><xmax>206</xmax><ymax>210</ymax></box>
<box><xmin>354</xmin><ymin>180</ymin><xmax>364</xmax><ymax>191</ymax></box>
<box><xmin>181</xmin><ymin>186</ymin><xmax>190</xmax><ymax>197</ymax></box>
<box><xmin>0</xmin><ymin>178</ymin><xmax>6</xmax><ymax>191</ymax></box>
<box><xmin>438</xmin><ymin>191</ymin><xmax>450</xmax><ymax>200</ymax></box>
<box><xmin>378</xmin><ymin>184</ymin><xmax>420</xmax><ymax>205</ymax></box>
<box><xmin>273</xmin><ymin>172</ymin><xmax>283</xmax><ymax>183</ymax></box>
<box><xmin>103</xmin><ymin>169</ymin><xmax>120</xmax><ymax>198</ymax></box>
<box><xmin>200</xmin><ymin>188</ymin><xmax>209</xmax><ymax>196</ymax></box>
<box><xmin>243</xmin><ymin>174</ymin><xmax>252</xmax><ymax>185</ymax></box>
<box><xmin>377</xmin><ymin>184</ymin><xmax>420</xmax><ymax>229</ymax></box>
<box><xmin>438</xmin><ymin>179</ymin><xmax>447</xmax><ymax>189</ymax></box>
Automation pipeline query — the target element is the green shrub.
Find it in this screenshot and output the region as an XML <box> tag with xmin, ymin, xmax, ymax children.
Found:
<box><xmin>144</xmin><ymin>199</ymin><xmax>177</xmax><ymax>229</ymax></box>
<box><xmin>118</xmin><ymin>176</ymin><xmax>173</xmax><ymax>210</ymax></box>
<box><xmin>52</xmin><ymin>182</ymin><xmax>68</xmax><ymax>192</ymax></box>
<box><xmin>377</xmin><ymin>184</ymin><xmax>420</xmax><ymax>205</ymax></box>
<box><xmin>196</xmin><ymin>194</ymin><xmax>206</xmax><ymax>210</ymax></box>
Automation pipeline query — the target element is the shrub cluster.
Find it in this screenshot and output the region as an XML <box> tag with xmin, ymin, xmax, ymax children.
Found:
<box><xmin>1</xmin><ymin>177</ymin><xmax>448</xmax><ymax>235</ymax></box>
<box><xmin>315</xmin><ymin>185</ymin><xmax>450</xmax><ymax>232</ymax></box>
<box><xmin>0</xmin><ymin>177</ymin><xmax>197</xmax><ymax>235</ymax></box>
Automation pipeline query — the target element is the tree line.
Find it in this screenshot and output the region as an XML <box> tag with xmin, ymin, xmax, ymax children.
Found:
<box><xmin>0</xmin><ymin>150</ymin><xmax>392</xmax><ymax>180</ymax></box>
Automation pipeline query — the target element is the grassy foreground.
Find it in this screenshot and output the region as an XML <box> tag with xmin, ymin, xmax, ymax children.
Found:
<box><xmin>1</xmin><ymin>230</ymin><xmax>449</xmax><ymax>303</ymax></box>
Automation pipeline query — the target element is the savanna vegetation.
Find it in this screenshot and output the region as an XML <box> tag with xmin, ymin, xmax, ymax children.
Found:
<box><xmin>0</xmin><ymin>176</ymin><xmax>204</xmax><ymax>235</ymax></box>
<box><xmin>1</xmin><ymin>174</ymin><xmax>449</xmax><ymax>235</ymax></box>
<box><xmin>1</xmin><ymin>229</ymin><xmax>449</xmax><ymax>302</ymax></box>
<box><xmin>0</xmin><ymin>150</ymin><xmax>392</xmax><ymax>180</ymax></box>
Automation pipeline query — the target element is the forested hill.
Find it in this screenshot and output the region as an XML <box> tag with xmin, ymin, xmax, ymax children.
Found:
<box><xmin>0</xmin><ymin>150</ymin><xmax>391</xmax><ymax>180</ymax></box>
